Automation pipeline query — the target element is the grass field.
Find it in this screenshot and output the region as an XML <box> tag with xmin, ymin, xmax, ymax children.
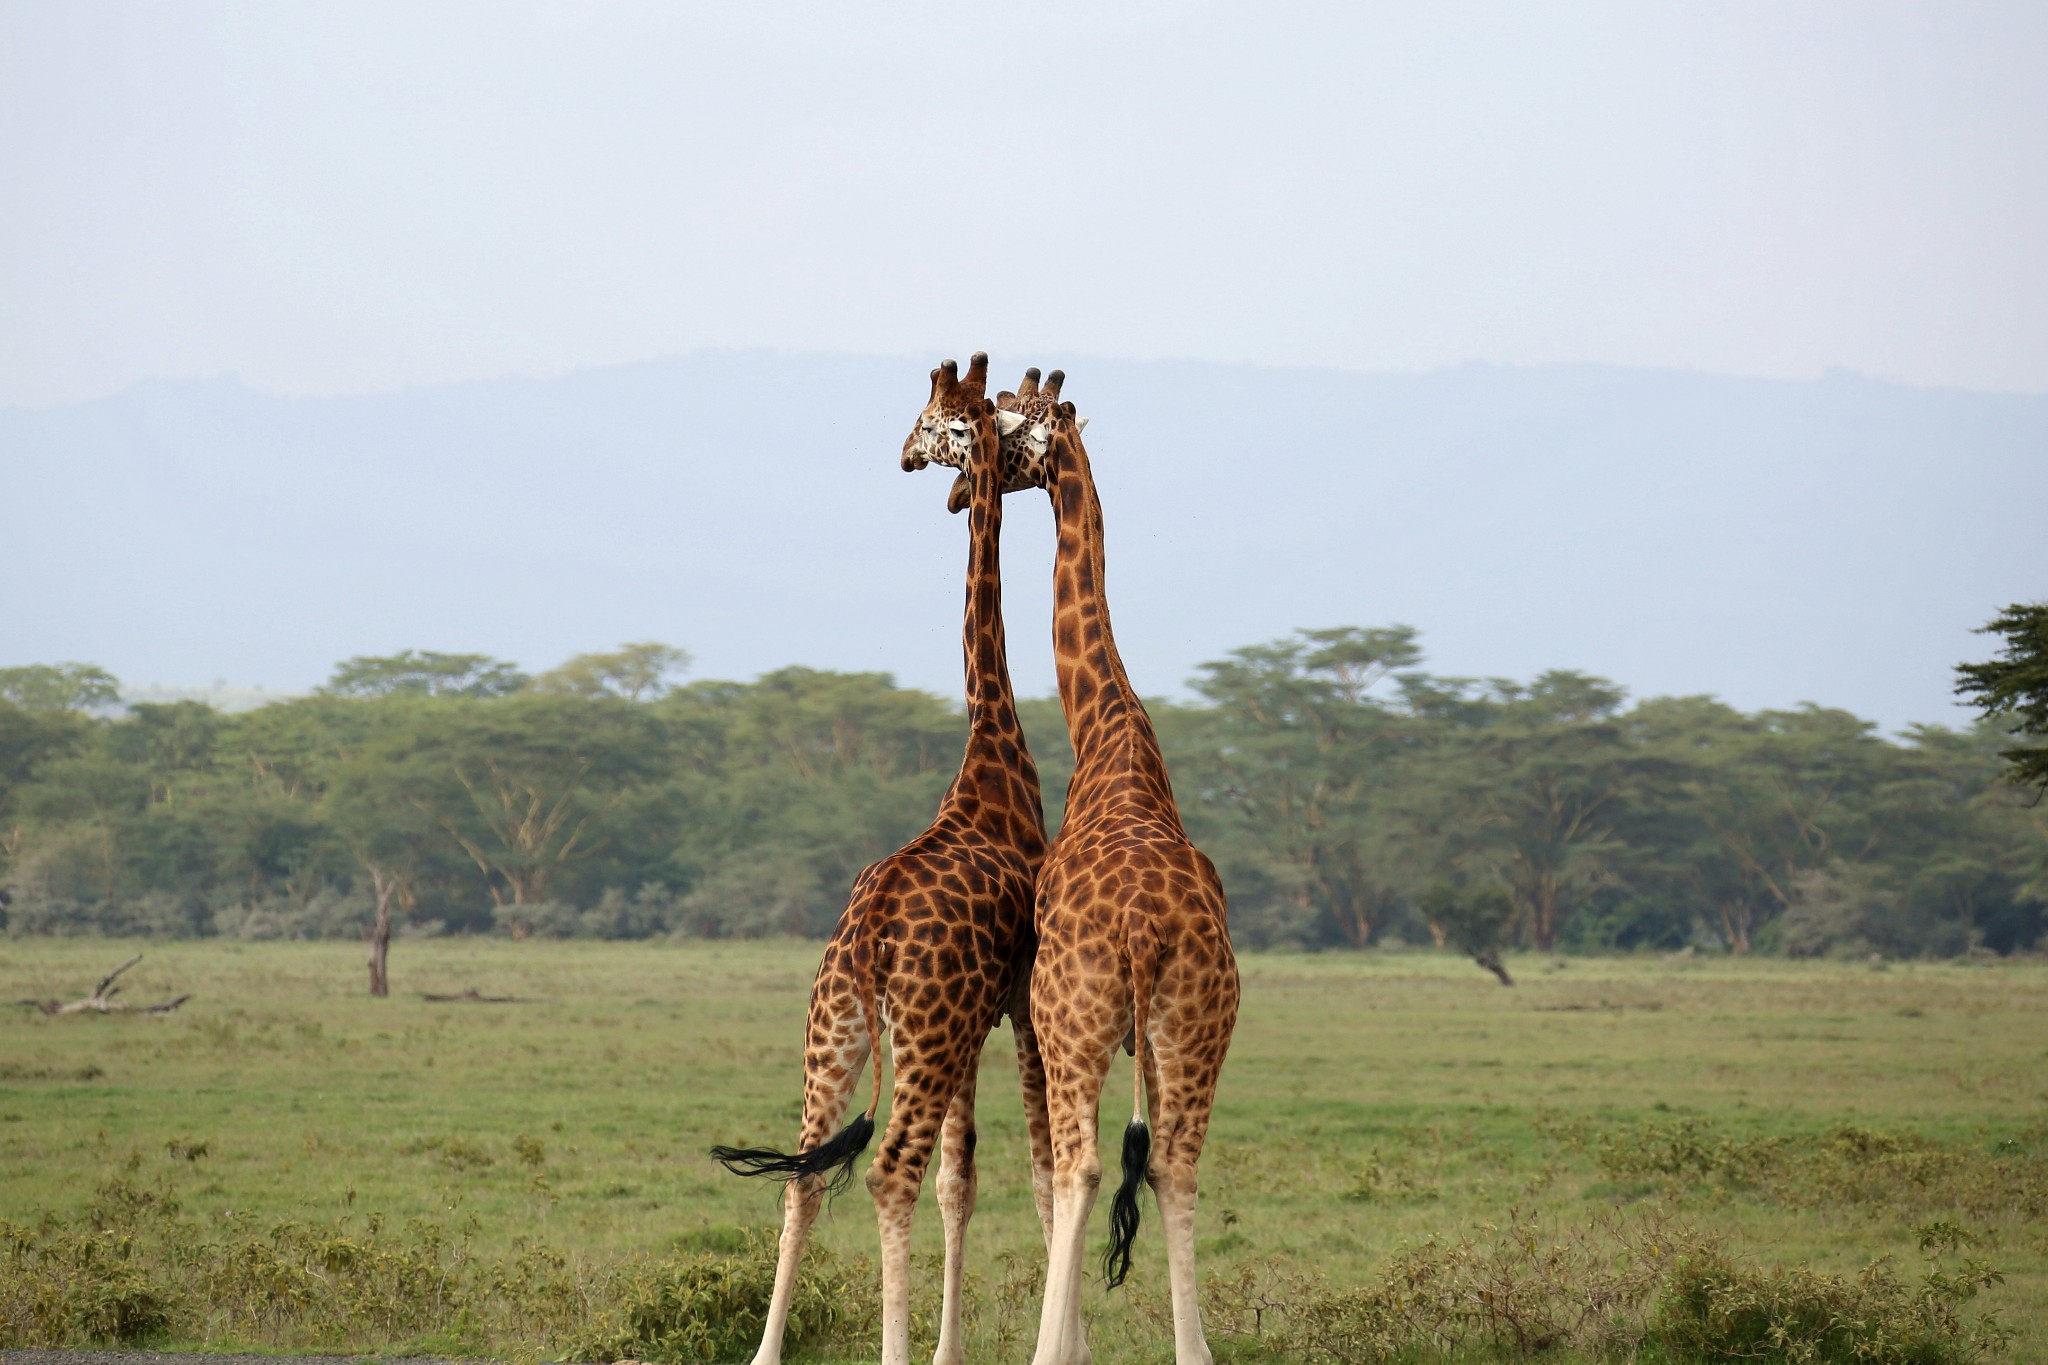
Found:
<box><xmin>2</xmin><ymin>938</ymin><xmax>2044</xmax><ymax>1362</ymax></box>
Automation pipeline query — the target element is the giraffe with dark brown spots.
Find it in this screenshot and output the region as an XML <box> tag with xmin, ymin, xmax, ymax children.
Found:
<box><xmin>995</xmin><ymin>369</ymin><xmax>1240</xmax><ymax>1365</ymax></box>
<box><xmin>710</xmin><ymin>353</ymin><xmax>1051</xmax><ymax>1365</ymax></box>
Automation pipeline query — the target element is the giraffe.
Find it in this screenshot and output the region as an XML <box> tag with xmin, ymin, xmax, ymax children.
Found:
<box><xmin>996</xmin><ymin>369</ymin><xmax>1241</xmax><ymax>1365</ymax></box>
<box><xmin>710</xmin><ymin>353</ymin><xmax>1051</xmax><ymax>1365</ymax></box>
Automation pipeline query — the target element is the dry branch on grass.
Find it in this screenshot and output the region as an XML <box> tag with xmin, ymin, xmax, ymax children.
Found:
<box><xmin>16</xmin><ymin>954</ymin><xmax>192</xmax><ymax>1016</ymax></box>
<box><xmin>421</xmin><ymin>986</ymin><xmax>526</xmax><ymax>1003</ymax></box>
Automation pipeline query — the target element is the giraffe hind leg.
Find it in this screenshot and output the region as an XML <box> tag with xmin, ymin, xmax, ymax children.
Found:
<box><xmin>716</xmin><ymin>993</ymin><xmax>871</xmax><ymax>1365</ymax></box>
<box><xmin>1011</xmin><ymin>972</ymin><xmax>1056</xmax><ymax>1248</ymax></box>
<box><xmin>868</xmin><ymin>1057</ymin><xmax>968</xmax><ymax>1365</ymax></box>
<box><xmin>1147</xmin><ymin>1052</ymin><xmax>1228</xmax><ymax>1365</ymax></box>
<box><xmin>932</xmin><ymin>1075</ymin><xmax>978</xmax><ymax>1365</ymax></box>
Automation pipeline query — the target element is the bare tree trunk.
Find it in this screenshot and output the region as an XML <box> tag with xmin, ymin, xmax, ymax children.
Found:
<box><xmin>1717</xmin><ymin>901</ymin><xmax>1753</xmax><ymax>955</ymax></box>
<box><xmin>366</xmin><ymin>865</ymin><xmax>397</xmax><ymax>998</ymax></box>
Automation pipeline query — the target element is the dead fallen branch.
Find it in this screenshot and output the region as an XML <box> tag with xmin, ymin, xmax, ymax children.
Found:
<box><xmin>19</xmin><ymin>954</ymin><xmax>193</xmax><ymax>1016</ymax></box>
<box><xmin>420</xmin><ymin>987</ymin><xmax>526</xmax><ymax>1003</ymax></box>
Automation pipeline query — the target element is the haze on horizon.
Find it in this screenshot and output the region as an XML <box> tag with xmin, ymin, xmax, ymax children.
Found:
<box><xmin>3</xmin><ymin>2</ymin><xmax>2046</xmax><ymax>407</ymax></box>
<box><xmin>3</xmin><ymin>4</ymin><xmax>2044</xmax><ymax>734</ymax></box>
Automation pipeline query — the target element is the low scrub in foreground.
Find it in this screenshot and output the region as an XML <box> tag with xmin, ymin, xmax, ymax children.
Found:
<box><xmin>0</xmin><ymin>1168</ymin><xmax>2014</xmax><ymax>1364</ymax></box>
<box><xmin>1580</xmin><ymin>1119</ymin><xmax>2048</xmax><ymax>1221</ymax></box>
<box><xmin>1192</xmin><ymin>1214</ymin><xmax>2011</xmax><ymax>1365</ymax></box>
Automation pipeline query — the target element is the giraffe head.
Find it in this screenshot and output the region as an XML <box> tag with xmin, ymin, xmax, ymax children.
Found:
<box><xmin>900</xmin><ymin>353</ymin><xmax>1030</xmax><ymax>513</ymax></box>
<box><xmin>990</xmin><ymin>367</ymin><xmax>1086</xmax><ymax>497</ymax></box>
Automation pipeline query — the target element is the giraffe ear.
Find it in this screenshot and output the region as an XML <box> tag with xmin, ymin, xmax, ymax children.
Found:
<box><xmin>1076</xmin><ymin>415</ymin><xmax>1090</xmax><ymax>433</ymax></box>
<box><xmin>946</xmin><ymin>472</ymin><xmax>972</xmax><ymax>514</ymax></box>
<box><xmin>996</xmin><ymin>409</ymin><xmax>1027</xmax><ymax>436</ymax></box>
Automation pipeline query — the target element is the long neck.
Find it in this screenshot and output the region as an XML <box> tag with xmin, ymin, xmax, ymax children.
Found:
<box><xmin>945</xmin><ymin>422</ymin><xmax>1045</xmax><ymax>848</ymax></box>
<box><xmin>1047</xmin><ymin>426</ymin><xmax>1181</xmax><ymax>824</ymax></box>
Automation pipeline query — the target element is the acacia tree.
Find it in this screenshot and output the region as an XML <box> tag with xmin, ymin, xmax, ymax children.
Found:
<box><xmin>325</xmin><ymin>751</ymin><xmax>436</xmax><ymax>996</ymax></box>
<box><xmin>530</xmin><ymin>642</ymin><xmax>692</xmax><ymax>701</ymax></box>
<box><xmin>321</xmin><ymin>651</ymin><xmax>528</xmax><ymax>699</ymax></box>
<box><xmin>660</xmin><ymin>667</ymin><xmax>964</xmax><ymax>935</ymax></box>
<box><xmin>392</xmin><ymin>696</ymin><xmax>663</xmax><ymax>915</ymax></box>
<box><xmin>1416</xmin><ymin>672</ymin><xmax>1639</xmax><ymax>952</ymax></box>
<box><xmin>1957</xmin><ymin>602</ymin><xmax>2048</xmax><ymax>797</ymax></box>
<box><xmin>1184</xmin><ymin>628</ymin><xmax>1425</xmax><ymax>947</ymax></box>
<box><xmin>0</xmin><ymin>663</ymin><xmax>121</xmax><ymax>711</ymax></box>
<box><xmin>1684</xmin><ymin>705</ymin><xmax>1890</xmax><ymax>950</ymax></box>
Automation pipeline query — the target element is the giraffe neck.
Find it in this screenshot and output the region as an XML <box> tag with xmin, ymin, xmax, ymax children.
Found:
<box><xmin>942</xmin><ymin>420</ymin><xmax>1046</xmax><ymax>852</ymax></box>
<box><xmin>1047</xmin><ymin>425</ymin><xmax>1181</xmax><ymax>825</ymax></box>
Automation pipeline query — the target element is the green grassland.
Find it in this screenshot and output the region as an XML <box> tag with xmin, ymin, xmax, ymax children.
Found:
<box><xmin>2</xmin><ymin>938</ymin><xmax>2045</xmax><ymax>1361</ymax></box>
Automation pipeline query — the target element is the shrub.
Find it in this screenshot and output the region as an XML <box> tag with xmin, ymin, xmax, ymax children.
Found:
<box><xmin>1590</xmin><ymin>1119</ymin><xmax>2048</xmax><ymax>1221</ymax></box>
<box><xmin>491</xmin><ymin>899</ymin><xmax>583</xmax><ymax>939</ymax></box>
<box><xmin>565</xmin><ymin>1228</ymin><xmax>873</xmax><ymax>1364</ymax></box>
<box><xmin>1184</xmin><ymin>1214</ymin><xmax>2010</xmax><ymax>1365</ymax></box>
<box><xmin>1651</xmin><ymin>1232</ymin><xmax>2013</xmax><ymax>1365</ymax></box>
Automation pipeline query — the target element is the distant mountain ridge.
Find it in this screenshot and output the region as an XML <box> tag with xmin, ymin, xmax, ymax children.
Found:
<box><xmin>3</xmin><ymin>353</ymin><xmax>2043</xmax><ymax>730</ymax></box>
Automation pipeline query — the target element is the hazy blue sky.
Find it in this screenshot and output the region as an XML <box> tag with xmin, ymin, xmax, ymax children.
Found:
<box><xmin>4</xmin><ymin>2</ymin><xmax>2046</xmax><ymax>406</ymax></box>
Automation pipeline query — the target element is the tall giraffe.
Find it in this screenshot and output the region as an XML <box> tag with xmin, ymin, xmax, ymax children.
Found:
<box><xmin>998</xmin><ymin>370</ymin><xmax>1241</xmax><ymax>1365</ymax></box>
<box><xmin>711</xmin><ymin>353</ymin><xmax>1050</xmax><ymax>1365</ymax></box>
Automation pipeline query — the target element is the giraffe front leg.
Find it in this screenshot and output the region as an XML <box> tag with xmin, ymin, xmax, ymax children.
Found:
<box><xmin>932</xmin><ymin>1079</ymin><xmax>978</xmax><ymax>1365</ymax></box>
<box><xmin>743</xmin><ymin>996</ymin><xmax>867</xmax><ymax>1365</ymax></box>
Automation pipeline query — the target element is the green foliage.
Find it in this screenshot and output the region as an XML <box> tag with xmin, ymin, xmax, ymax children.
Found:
<box><xmin>1956</xmin><ymin>603</ymin><xmax>2048</xmax><ymax>798</ymax></box>
<box><xmin>567</xmin><ymin>1229</ymin><xmax>872</xmax><ymax>1364</ymax></box>
<box><xmin>3</xmin><ymin>627</ymin><xmax>2043</xmax><ymax>957</ymax></box>
<box><xmin>1420</xmin><ymin>881</ymin><xmax>1516</xmax><ymax>982</ymax></box>
<box><xmin>0</xmin><ymin>662</ymin><xmax>122</xmax><ymax>711</ymax></box>
<box><xmin>532</xmin><ymin>641</ymin><xmax>693</xmax><ymax>701</ymax></box>
<box><xmin>320</xmin><ymin>650</ymin><xmax>529</xmax><ymax>699</ymax></box>
<box><xmin>1192</xmin><ymin>1215</ymin><xmax>2011</xmax><ymax>1365</ymax></box>
<box><xmin>1651</xmin><ymin>1243</ymin><xmax>2012</xmax><ymax>1365</ymax></box>
<box><xmin>0</xmin><ymin>1169</ymin><xmax>593</xmax><ymax>1353</ymax></box>
<box><xmin>1588</xmin><ymin>1119</ymin><xmax>2048</xmax><ymax>1221</ymax></box>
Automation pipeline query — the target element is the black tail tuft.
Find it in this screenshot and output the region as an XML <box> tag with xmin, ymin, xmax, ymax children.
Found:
<box><xmin>1101</xmin><ymin>1118</ymin><xmax>1151</xmax><ymax>1290</ymax></box>
<box><xmin>710</xmin><ymin>1113</ymin><xmax>875</xmax><ymax>1196</ymax></box>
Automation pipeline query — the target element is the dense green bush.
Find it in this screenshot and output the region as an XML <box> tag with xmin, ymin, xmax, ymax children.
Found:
<box><xmin>566</xmin><ymin>1229</ymin><xmax>872</xmax><ymax>1364</ymax></box>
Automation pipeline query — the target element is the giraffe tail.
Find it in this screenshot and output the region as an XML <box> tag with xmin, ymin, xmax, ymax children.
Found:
<box><xmin>709</xmin><ymin>929</ymin><xmax>884</xmax><ymax>1195</ymax></box>
<box><xmin>708</xmin><ymin>1113</ymin><xmax>874</xmax><ymax>1195</ymax></box>
<box><xmin>1103</xmin><ymin>915</ymin><xmax>1157</xmax><ymax>1290</ymax></box>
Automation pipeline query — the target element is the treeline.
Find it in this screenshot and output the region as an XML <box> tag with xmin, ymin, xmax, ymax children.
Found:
<box><xmin>0</xmin><ymin>631</ymin><xmax>2042</xmax><ymax>957</ymax></box>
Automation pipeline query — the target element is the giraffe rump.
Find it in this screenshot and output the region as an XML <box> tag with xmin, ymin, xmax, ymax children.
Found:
<box><xmin>709</xmin><ymin>1113</ymin><xmax>876</xmax><ymax>1196</ymax></box>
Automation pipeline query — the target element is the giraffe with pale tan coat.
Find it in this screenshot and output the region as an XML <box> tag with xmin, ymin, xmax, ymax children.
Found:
<box><xmin>994</xmin><ymin>368</ymin><xmax>1241</xmax><ymax>1365</ymax></box>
